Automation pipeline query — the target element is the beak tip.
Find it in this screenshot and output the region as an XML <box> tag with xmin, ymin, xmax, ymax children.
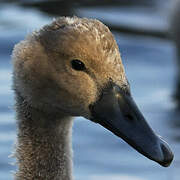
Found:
<box><xmin>152</xmin><ymin>138</ymin><xmax>174</xmax><ymax>167</ymax></box>
<box><xmin>158</xmin><ymin>142</ymin><xmax>174</xmax><ymax>167</ymax></box>
<box><xmin>142</xmin><ymin>137</ymin><xmax>174</xmax><ymax>167</ymax></box>
<box><xmin>158</xmin><ymin>155</ymin><xmax>174</xmax><ymax>167</ymax></box>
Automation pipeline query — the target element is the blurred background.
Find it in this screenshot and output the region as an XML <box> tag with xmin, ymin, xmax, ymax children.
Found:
<box><xmin>0</xmin><ymin>0</ymin><xmax>180</xmax><ymax>179</ymax></box>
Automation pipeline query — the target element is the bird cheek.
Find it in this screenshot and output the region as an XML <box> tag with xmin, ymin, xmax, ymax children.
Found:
<box><xmin>78</xmin><ymin>78</ymin><xmax>98</xmax><ymax>109</ymax></box>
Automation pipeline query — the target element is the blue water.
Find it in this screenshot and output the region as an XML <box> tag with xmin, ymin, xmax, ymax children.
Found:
<box><xmin>0</xmin><ymin>2</ymin><xmax>180</xmax><ymax>180</ymax></box>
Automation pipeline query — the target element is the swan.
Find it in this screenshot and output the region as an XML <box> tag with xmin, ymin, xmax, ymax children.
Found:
<box><xmin>12</xmin><ymin>16</ymin><xmax>173</xmax><ymax>180</ymax></box>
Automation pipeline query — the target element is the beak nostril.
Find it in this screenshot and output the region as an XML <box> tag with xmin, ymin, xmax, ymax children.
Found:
<box><xmin>125</xmin><ymin>114</ymin><xmax>134</xmax><ymax>121</ymax></box>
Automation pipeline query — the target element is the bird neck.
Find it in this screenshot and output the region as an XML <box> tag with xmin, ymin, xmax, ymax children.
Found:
<box><xmin>15</xmin><ymin>93</ymin><xmax>73</xmax><ymax>180</ymax></box>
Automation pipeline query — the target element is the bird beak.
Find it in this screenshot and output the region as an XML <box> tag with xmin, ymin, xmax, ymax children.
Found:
<box><xmin>90</xmin><ymin>83</ymin><xmax>173</xmax><ymax>167</ymax></box>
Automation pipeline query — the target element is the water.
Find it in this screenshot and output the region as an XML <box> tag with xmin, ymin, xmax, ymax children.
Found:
<box><xmin>0</xmin><ymin>1</ymin><xmax>180</xmax><ymax>180</ymax></box>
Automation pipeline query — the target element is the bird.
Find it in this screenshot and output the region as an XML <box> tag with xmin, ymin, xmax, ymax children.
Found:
<box><xmin>12</xmin><ymin>16</ymin><xmax>173</xmax><ymax>180</ymax></box>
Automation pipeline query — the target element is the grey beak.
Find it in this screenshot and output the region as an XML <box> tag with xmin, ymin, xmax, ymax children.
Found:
<box><xmin>90</xmin><ymin>83</ymin><xmax>173</xmax><ymax>167</ymax></box>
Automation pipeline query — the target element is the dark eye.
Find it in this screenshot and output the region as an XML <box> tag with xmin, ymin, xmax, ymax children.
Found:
<box><xmin>71</xmin><ymin>59</ymin><xmax>86</xmax><ymax>71</ymax></box>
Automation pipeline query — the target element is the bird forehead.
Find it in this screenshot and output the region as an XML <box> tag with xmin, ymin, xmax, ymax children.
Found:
<box><xmin>38</xmin><ymin>17</ymin><xmax>119</xmax><ymax>64</ymax></box>
<box><xmin>58</xmin><ymin>28</ymin><xmax>119</xmax><ymax>63</ymax></box>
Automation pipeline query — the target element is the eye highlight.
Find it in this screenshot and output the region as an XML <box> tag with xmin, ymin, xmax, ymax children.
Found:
<box><xmin>71</xmin><ymin>59</ymin><xmax>86</xmax><ymax>71</ymax></box>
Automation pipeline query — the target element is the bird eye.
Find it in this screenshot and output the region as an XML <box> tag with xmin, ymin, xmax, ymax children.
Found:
<box><xmin>71</xmin><ymin>59</ymin><xmax>86</xmax><ymax>71</ymax></box>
